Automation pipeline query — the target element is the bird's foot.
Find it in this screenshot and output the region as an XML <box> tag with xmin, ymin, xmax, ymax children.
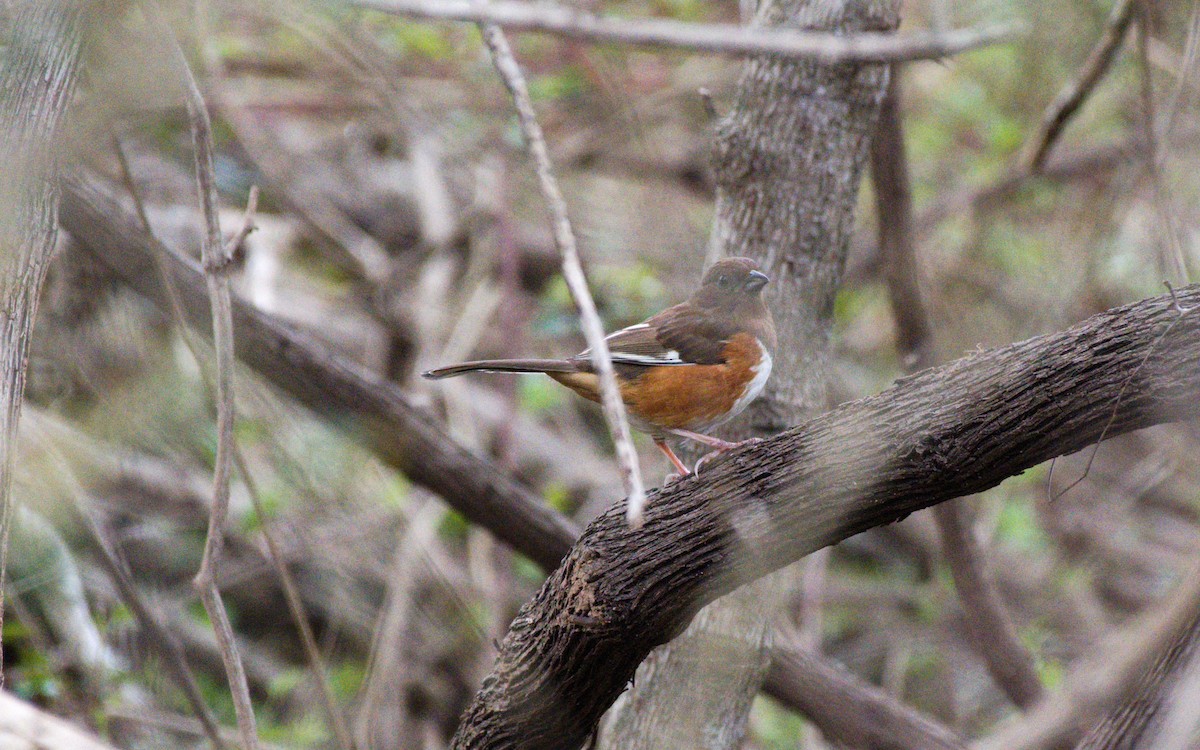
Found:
<box><xmin>693</xmin><ymin>437</ymin><xmax>764</xmax><ymax>476</ymax></box>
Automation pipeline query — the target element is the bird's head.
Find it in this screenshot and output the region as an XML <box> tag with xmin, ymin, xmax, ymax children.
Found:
<box><xmin>692</xmin><ymin>257</ymin><xmax>769</xmax><ymax>308</ymax></box>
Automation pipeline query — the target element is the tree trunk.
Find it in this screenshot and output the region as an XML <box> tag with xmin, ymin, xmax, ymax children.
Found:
<box><xmin>599</xmin><ymin>1</ymin><xmax>898</xmax><ymax>746</ymax></box>
<box><xmin>0</xmin><ymin>0</ymin><xmax>96</xmax><ymax>670</ymax></box>
<box><xmin>450</xmin><ymin>283</ymin><xmax>1200</xmax><ymax>750</ymax></box>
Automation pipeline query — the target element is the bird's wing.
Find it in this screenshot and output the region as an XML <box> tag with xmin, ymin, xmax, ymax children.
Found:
<box><xmin>573</xmin><ymin>322</ymin><xmax>686</xmax><ymax>366</ymax></box>
<box><xmin>573</xmin><ymin>304</ymin><xmax>734</xmax><ymax>367</ymax></box>
<box><xmin>644</xmin><ymin>304</ymin><xmax>735</xmax><ymax>365</ymax></box>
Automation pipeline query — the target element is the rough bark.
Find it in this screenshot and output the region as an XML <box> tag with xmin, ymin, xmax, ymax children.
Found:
<box><xmin>0</xmin><ymin>0</ymin><xmax>96</xmax><ymax>669</ymax></box>
<box><xmin>450</xmin><ymin>284</ymin><xmax>1200</xmax><ymax>749</ymax></box>
<box><xmin>58</xmin><ymin>172</ymin><xmax>579</xmax><ymax>571</ymax></box>
<box><xmin>601</xmin><ymin>1</ymin><xmax>898</xmax><ymax>746</ymax></box>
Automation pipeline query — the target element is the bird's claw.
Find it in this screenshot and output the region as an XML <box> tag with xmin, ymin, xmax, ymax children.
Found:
<box><xmin>693</xmin><ymin>437</ymin><xmax>764</xmax><ymax>476</ymax></box>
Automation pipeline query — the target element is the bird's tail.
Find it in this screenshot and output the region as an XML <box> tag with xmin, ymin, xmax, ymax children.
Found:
<box><xmin>422</xmin><ymin>359</ymin><xmax>578</xmax><ymax>380</ymax></box>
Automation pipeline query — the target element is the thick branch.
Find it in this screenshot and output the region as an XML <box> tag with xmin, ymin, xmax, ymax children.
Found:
<box><xmin>452</xmin><ymin>286</ymin><xmax>1200</xmax><ymax>749</ymax></box>
<box><xmin>765</xmin><ymin>637</ymin><xmax>968</xmax><ymax>750</ymax></box>
<box><xmin>978</xmin><ymin>556</ymin><xmax>1200</xmax><ymax>750</ymax></box>
<box><xmin>58</xmin><ymin>172</ymin><xmax>579</xmax><ymax>570</ymax></box>
<box><xmin>353</xmin><ymin>0</ymin><xmax>1015</xmax><ymax>63</ymax></box>
<box><xmin>1075</xmin><ymin>575</ymin><xmax>1200</xmax><ymax>749</ymax></box>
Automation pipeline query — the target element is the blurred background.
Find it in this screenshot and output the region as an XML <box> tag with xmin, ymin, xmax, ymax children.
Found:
<box><xmin>6</xmin><ymin>0</ymin><xmax>1200</xmax><ymax>747</ymax></box>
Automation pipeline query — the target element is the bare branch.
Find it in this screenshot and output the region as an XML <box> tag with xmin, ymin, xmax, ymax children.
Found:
<box><xmin>934</xmin><ymin>501</ymin><xmax>1046</xmax><ymax>707</ymax></box>
<box><xmin>1136</xmin><ymin>8</ymin><xmax>1190</xmax><ymax>282</ymax></box>
<box><xmin>140</xmin><ymin>2</ymin><xmax>259</xmax><ymax>747</ymax></box>
<box><xmin>477</xmin><ymin>22</ymin><xmax>647</xmax><ymax>526</ymax></box>
<box><xmin>77</xmin><ymin>501</ymin><xmax>227</xmax><ymax>750</ymax></box>
<box><xmin>60</xmin><ymin>171</ymin><xmax>581</xmax><ymax>570</ymax></box>
<box><xmin>978</xmin><ymin>554</ymin><xmax>1200</xmax><ymax>750</ymax></box>
<box><xmin>223</xmin><ymin>185</ymin><xmax>259</xmax><ymax>260</ymax></box>
<box><xmin>234</xmin><ymin>449</ymin><xmax>357</xmax><ymax>750</ymax></box>
<box><xmin>116</xmin><ymin>142</ymin><xmax>348</xmax><ymax>750</ymax></box>
<box><xmin>765</xmin><ymin>634</ymin><xmax>968</xmax><ymax>750</ymax></box>
<box><xmin>354</xmin><ymin>0</ymin><xmax>1018</xmax><ymax>63</ymax></box>
<box><xmin>1018</xmin><ymin>0</ymin><xmax>1136</xmax><ymax>173</ymax></box>
<box><xmin>871</xmin><ymin>73</ymin><xmax>933</xmax><ymax>372</ymax></box>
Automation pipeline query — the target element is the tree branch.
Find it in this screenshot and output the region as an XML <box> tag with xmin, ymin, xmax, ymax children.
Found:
<box><xmin>1018</xmin><ymin>0</ymin><xmax>1136</xmax><ymax>174</ymax></box>
<box><xmin>58</xmin><ymin>171</ymin><xmax>580</xmax><ymax>571</ymax></box>
<box><xmin>141</xmin><ymin>2</ymin><xmax>259</xmax><ymax>745</ymax></box>
<box><xmin>76</xmin><ymin>502</ymin><xmax>226</xmax><ymax>750</ymax></box>
<box><xmin>977</xmin><ymin>555</ymin><xmax>1200</xmax><ymax>750</ymax></box>
<box><xmin>353</xmin><ymin>0</ymin><xmax>1017</xmax><ymax>63</ymax></box>
<box><xmin>1070</xmin><ymin>562</ymin><xmax>1200</xmax><ymax>750</ymax></box>
<box><xmin>451</xmin><ymin>285</ymin><xmax>1200</xmax><ymax>749</ymax></box>
<box><xmin>764</xmin><ymin>634</ymin><xmax>968</xmax><ymax>750</ymax></box>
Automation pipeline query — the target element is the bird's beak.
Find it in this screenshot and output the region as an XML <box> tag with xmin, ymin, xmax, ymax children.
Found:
<box><xmin>744</xmin><ymin>270</ymin><xmax>769</xmax><ymax>292</ymax></box>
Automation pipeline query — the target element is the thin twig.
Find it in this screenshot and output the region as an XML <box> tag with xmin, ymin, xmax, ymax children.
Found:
<box><xmin>1165</xmin><ymin>280</ymin><xmax>1193</xmax><ymax>314</ymax></box>
<box><xmin>1161</xmin><ymin>1</ymin><xmax>1200</xmax><ymax>143</ymax></box>
<box><xmin>355</xmin><ymin>0</ymin><xmax>1019</xmax><ymax>63</ymax></box>
<box><xmin>223</xmin><ymin>186</ymin><xmax>259</xmax><ymax>261</ymax></box>
<box><xmin>477</xmin><ymin>21</ymin><xmax>648</xmax><ymax>526</ymax></box>
<box><xmin>233</xmin><ymin>449</ymin><xmax>358</xmax><ymax>750</ymax></box>
<box><xmin>62</xmin><ymin>172</ymin><xmax>582</xmax><ymax>571</ymax></box>
<box><xmin>1137</xmin><ymin>6</ymin><xmax>1190</xmax><ymax>282</ymax></box>
<box><xmin>116</xmin><ymin>138</ymin><xmax>352</xmax><ymax>750</ymax></box>
<box><xmin>1018</xmin><ymin>0</ymin><xmax>1136</xmax><ymax>174</ymax></box>
<box><xmin>77</xmin><ymin>501</ymin><xmax>227</xmax><ymax>750</ymax></box>
<box><xmin>141</xmin><ymin>1</ymin><xmax>260</xmax><ymax>747</ymax></box>
<box><xmin>872</xmin><ymin>73</ymin><xmax>1044</xmax><ymax>708</ymax></box>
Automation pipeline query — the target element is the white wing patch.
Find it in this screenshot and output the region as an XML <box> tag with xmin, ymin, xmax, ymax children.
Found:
<box><xmin>609</xmin><ymin>349</ymin><xmax>685</xmax><ymax>366</ymax></box>
<box><xmin>730</xmin><ymin>340</ymin><xmax>772</xmax><ymax>417</ymax></box>
<box><xmin>591</xmin><ymin>323</ymin><xmax>690</xmax><ymax>366</ymax></box>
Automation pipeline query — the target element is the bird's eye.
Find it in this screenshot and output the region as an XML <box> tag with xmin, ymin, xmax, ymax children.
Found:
<box><xmin>716</xmin><ymin>274</ymin><xmax>732</xmax><ymax>290</ymax></box>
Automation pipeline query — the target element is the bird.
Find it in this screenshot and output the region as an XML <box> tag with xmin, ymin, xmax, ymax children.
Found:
<box><xmin>422</xmin><ymin>257</ymin><xmax>776</xmax><ymax>476</ymax></box>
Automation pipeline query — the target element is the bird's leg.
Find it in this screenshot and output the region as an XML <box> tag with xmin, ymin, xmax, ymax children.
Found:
<box><xmin>668</xmin><ymin>428</ymin><xmax>763</xmax><ymax>475</ymax></box>
<box><xmin>654</xmin><ymin>437</ymin><xmax>693</xmax><ymax>477</ymax></box>
<box><xmin>667</xmin><ymin>428</ymin><xmax>761</xmax><ymax>451</ymax></box>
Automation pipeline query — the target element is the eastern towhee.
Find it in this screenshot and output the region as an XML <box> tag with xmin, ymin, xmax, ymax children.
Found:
<box><xmin>423</xmin><ymin>257</ymin><xmax>776</xmax><ymax>475</ymax></box>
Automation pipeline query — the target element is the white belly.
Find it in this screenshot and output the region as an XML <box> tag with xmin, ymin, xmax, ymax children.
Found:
<box><xmin>730</xmin><ymin>341</ymin><xmax>772</xmax><ymax>418</ymax></box>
